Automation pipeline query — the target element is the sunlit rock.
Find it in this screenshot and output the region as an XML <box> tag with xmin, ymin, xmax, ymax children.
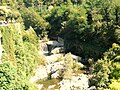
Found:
<box><xmin>60</xmin><ymin>74</ymin><xmax>89</xmax><ymax>90</ymax></box>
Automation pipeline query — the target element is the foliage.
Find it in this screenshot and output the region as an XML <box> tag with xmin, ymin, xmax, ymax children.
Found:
<box><xmin>20</xmin><ymin>7</ymin><xmax>49</xmax><ymax>37</ymax></box>
<box><xmin>1</xmin><ymin>26</ymin><xmax>16</xmax><ymax>64</ymax></box>
<box><xmin>109</xmin><ymin>79</ymin><xmax>120</xmax><ymax>90</ymax></box>
<box><xmin>115</xmin><ymin>28</ymin><xmax>120</xmax><ymax>43</ymax></box>
<box><xmin>0</xmin><ymin>62</ymin><xmax>37</xmax><ymax>90</ymax></box>
<box><xmin>91</xmin><ymin>43</ymin><xmax>120</xmax><ymax>89</ymax></box>
<box><xmin>46</xmin><ymin>4</ymin><xmax>68</xmax><ymax>37</ymax></box>
<box><xmin>0</xmin><ymin>0</ymin><xmax>120</xmax><ymax>89</ymax></box>
<box><xmin>0</xmin><ymin>24</ymin><xmax>43</xmax><ymax>89</ymax></box>
<box><xmin>0</xmin><ymin>62</ymin><xmax>16</xmax><ymax>90</ymax></box>
<box><xmin>22</xmin><ymin>26</ymin><xmax>38</xmax><ymax>44</ymax></box>
<box><xmin>91</xmin><ymin>59</ymin><xmax>111</xmax><ymax>89</ymax></box>
<box><xmin>0</xmin><ymin>6</ymin><xmax>22</xmax><ymax>22</ymax></box>
<box><xmin>63</xmin><ymin>0</ymin><xmax>120</xmax><ymax>59</ymax></box>
<box><xmin>1</xmin><ymin>1</ymin><xmax>119</xmax><ymax>56</ymax></box>
<box><xmin>62</xmin><ymin>53</ymin><xmax>82</xmax><ymax>79</ymax></box>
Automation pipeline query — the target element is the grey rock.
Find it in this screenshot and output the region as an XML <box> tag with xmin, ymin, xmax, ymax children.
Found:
<box><xmin>60</xmin><ymin>74</ymin><xmax>89</xmax><ymax>90</ymax></box>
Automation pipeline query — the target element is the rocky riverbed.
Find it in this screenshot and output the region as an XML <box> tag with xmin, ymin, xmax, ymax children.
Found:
<box><xmin>30</xmin><ymin>40</ymin><xmax>96</xmax><ymax>90</ymax></box>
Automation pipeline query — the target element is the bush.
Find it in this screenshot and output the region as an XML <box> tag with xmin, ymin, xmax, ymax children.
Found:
<box><xmin>20</xmin><ymin>7</ymin><xmax>49</xmax><ymax>37</ymax></box>
<box><xmin>115</xmin><ymin>28</ymin><xmax>120</xmax><ymax>43</ymax></box>
<box><xmin>0</xmin><ymin>62</ymin><xmax>37</xmax><ymax>90</ymax></box>
<box><xmin>0</xmin><ymin>62</ymin><xmax>16</xmax><ymax>90</ymax></box>
<box><xmin>109</xmin><ymin>79</ymin><xmax>120</xmax><ymax>90</ymax></box>
<box><xmin>0</xmin><ymin>24</ymin><xmax>43</xmax><ymax>89</ymax></box>
<box><xmin>91</xmin><ymin>43</ymin><xmax>120</xmax><ymax>89</ymax></box>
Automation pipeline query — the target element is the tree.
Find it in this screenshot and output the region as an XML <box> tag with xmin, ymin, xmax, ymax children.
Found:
<box><xmin>91</xmin><ymin>43</ymin><xmax>120</xmax><ymax>89</ymax></box>
<box><xmin>23</xmin><ymin>0</ymin><xmax>34</xmax><ymax>7</ymax></box>
<box><xmin>20</xmin><ymin>7</ymin><xmax>49</xmax><ymax>37</ymax></box>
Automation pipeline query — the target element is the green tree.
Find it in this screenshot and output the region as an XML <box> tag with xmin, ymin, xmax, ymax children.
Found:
<box><xmin>20</xmin><ymin>7</ymin><xmax>49</xmax><ymax>37</ymax></box>
<box><xmin>91</xmin><ymin>43</ymin><xmax>120</xmax><ymax>89</ymax></box>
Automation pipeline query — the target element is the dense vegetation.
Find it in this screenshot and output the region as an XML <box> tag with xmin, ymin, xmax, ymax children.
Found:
<box><xmin>0</xmin><ymin>0</ymin><xmax>120</xmax><ymax>90</ymax></box>
<box><xmin>0</xmin><ymin>24</ymin><xmax>43</xmax><ymax>89</ymax></box>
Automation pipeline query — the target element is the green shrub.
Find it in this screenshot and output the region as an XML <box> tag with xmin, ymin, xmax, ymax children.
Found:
<box><xmin>1</xmin><ymin>26</ymin><xmax>16</xmax><ymax>64</ymax></box>
<box><xmin>115</xmin><ymin>28</ymin><xmax>120</xmax><ymax>43</ymax></box>
<box><xmin>20</xmin><ymin>7</ymin><xmax>49</xmax><ymax>37</ymax></box>
<box><xmin>0</xmin><ymin>62</ymin><xmax>37</xmax><ymax>90</ymax></box>
<box><xmin>0</xmin><ymin>24</ymin><xmax>42</xmax><ymax>89</ymax></box>
<box><xmin>109</xmin><ymin>79</ymin><xmax>120</xmax><ymax>90</ymax></box>
<box><xmin>0</xmin><ymin>62</ymin><xmax>16</xmax><ymax>90</ymax></box>
<box><xmin>91</xmin><ymin>43</ymin><xmax>120</xmax><ymax>89</ymax></box>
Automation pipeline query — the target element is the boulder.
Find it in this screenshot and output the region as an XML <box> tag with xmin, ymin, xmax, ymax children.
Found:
<box><xmin>30</xmin><ymin>66</ymin><xmax>48</xmax><ymax>83</ymax></box>
<box><xmin>46</xmin><ymin>41</ymin><xmax>63</xmax><ymax>47</ymax></box>
<box><xmin>45</xmin><ymin>54</ymin><xmax>63</xmax><ymax>64</ymax></box>
<box><xmin>30</xmin><ymin>60</ymin><xmax>65</xmax><ymax>83</ymax></box>
<box><xmin>60</xmin><ymin>74</ymin><xmax>89</xmax><ymax>90</ymax></box>
<box><xmin>51</xmin><ymin>47</ymin><xmax>64</xmax><ymax>54</ymax></box>
<box><xmin>71</xmin><ymin>54</ymin><xmax>82</xmax><ymax>62</ymax></box>
<box><xmin>51</xmin><ymin>71</ymin><xmax>59</xmax><ymax>79</ymax></box>
<box><xmin>77</xmin><ymin>62</ymin><xmax>84</xmax><ymax>68</ymax></box>
<box><xmin>46</xmin><ymin>61</ymin><xmax>64</xmax><ymax>73</ymax></box>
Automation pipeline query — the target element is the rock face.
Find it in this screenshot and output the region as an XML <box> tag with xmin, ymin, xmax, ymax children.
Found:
<box><xmin>60</xmin><ymin>74</ymin><xmax>89</xmax><ymax>90</ymax></box>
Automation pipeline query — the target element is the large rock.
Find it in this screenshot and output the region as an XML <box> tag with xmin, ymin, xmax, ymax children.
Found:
<box><xmin>30</xmin><ymin>61</ymin><xmax>65</xmax><ymax>83</ymax></box>
<box><xmin>45</xmin><ymin>54</ymin><xmax>63</xmax><ymax>64</ymax></box>
<box><xmin>46</xmin><ymin>41</ymin><xmax>63</xmax><ymax>47</ymax></box>
<box><xmin>30</xmin><ymin>66</ymin><xmax>48</xmax><ymax>83</ymax></box>
<box><xmin>51</xmin><ymin>71</ymin><xmax>59</xmax><ymax>79</ymax></box>
<box><xmin>46</xmin><ymin>61</ymin><xmax>64</xmax><ymax>74</ymax></box>
<box><xmin>71</xmin><ymin>54</ymin><xmax>82</xmax><ymax>62</ymax></box>
<box><xmin>60</xmin><ymin>74</ymin><xmax>89</xmax><ymax>90</ymax></box>
<box><xmin>51</xmin><ymin>47</ymin><xmax>64</xmax><ymax>54</ymax></box>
